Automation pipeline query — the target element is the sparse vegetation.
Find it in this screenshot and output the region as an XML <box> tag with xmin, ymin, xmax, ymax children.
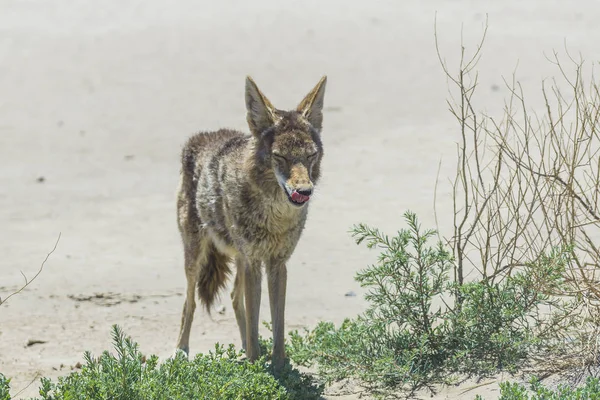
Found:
<box><xmin>6</xmin><ymin>16</ymin><xmax>600</xmax><ymax>400</ymax></box>
<box><xmin>4</xmin><ymin>325</ymin><xmax>322</xmax><ymax>400</ymax></box>
<box><xmin>285</xmin><ymin>212</ymin><xmax>571</xmax><ymax>396</ymax></box>
<box><xmin>1</xmin><ymin>374</ymin><xmax>11</xmax><ymax>400</ymax></box>
<box><xmin>474</xmin><ymin>377</ymin><xmax>600</xmax><ymax>399</ymax></box>
<box><xmin>285</xmin><ymin>16</ymin><xmax>600</xmax><ymax>397</ymax></box>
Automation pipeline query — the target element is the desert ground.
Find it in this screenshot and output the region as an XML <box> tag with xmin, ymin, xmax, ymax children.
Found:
<box><xmin>2</xmin><ymin>1</ymin><xmax>600</xmax><ymax>398</ymax></box>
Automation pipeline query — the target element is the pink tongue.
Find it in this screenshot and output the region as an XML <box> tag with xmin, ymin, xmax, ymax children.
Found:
<box><xmin>291</xmin><ymin>191</ymin><xmax>310</xmax><ymax>203</ymax></box>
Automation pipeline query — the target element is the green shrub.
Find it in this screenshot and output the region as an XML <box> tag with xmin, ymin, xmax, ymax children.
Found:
<box><xmin>19</xmin><ymin>325</ymin><xmax>321</xmax><ymax>400</ymax></box>
<box><xmin>286</xmin><ymin>211</ymin><xmax>568</xmax><ymax>394</ymax></box>
<box><xmin>487</xmin><ymin>377</ymin><xmax>600</xmax><ymax>400</ymax></box>
<box><xmin>1</xmin><ymin>374</ymin><xmax>10</xmax><ymax>400</ymax></box>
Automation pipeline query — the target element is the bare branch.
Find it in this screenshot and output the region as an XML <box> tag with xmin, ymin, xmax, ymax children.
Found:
<box><xmin>0</xmin><ymin>233</ymin><xmax>61</xmax><ymax>307</ymax></box>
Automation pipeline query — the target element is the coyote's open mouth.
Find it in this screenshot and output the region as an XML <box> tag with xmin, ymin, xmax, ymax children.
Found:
<box><xmin>285</xmin><ymin>190</ymin><xmax>310</xmax><ymax>206</ymax></box>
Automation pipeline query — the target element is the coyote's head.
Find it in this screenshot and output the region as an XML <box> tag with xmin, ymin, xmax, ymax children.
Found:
<box><xmin>245</xmin><ymin>76</ymin><xmax>327</xmax><ymax>207</ymax></box>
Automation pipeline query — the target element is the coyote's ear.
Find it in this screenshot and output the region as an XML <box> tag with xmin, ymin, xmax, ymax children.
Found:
<box><xmin>245</xmin><ymin>76</ymin><xmax>275</xmax><ymax>136</ymax></box>
<box><xmin>297</xmin><ymin>76</ymin><xmax>327</xmax><ymax>132</ymax></box>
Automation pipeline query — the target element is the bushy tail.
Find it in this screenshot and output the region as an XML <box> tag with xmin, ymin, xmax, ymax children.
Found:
<box><xmin>197</xmin><ymin>244</ymin><xmax>231</xmax><ymax>313</ymax></box>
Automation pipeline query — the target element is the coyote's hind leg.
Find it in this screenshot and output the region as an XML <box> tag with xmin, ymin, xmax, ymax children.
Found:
<box><xmin>231</xmin><ymin>256</ymin><xmax>247</xmax><ymax>351</ymax></box>
<box><xmin>176</xmin><ymin>237</ymin><xmax>206</xmax><ymax>356</ymax></box>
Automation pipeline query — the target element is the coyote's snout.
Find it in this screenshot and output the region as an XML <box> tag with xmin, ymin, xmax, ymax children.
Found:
<box><xmin>175</xmin><ymin>75</ymin><xmax>327</xmax><ymax>370</ymax></box>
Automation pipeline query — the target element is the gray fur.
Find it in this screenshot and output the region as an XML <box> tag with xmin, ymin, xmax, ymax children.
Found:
<box><xmin>175</xmin><ymin>76</ymin><xmax>327</xmax><ymax>369</ymax></box>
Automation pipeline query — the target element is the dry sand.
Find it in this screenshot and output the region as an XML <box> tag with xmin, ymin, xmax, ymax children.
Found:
<box><xmin>2</xmin><ymin>1</ymin><xmax>600</xmax><ymax>398</ymax></box>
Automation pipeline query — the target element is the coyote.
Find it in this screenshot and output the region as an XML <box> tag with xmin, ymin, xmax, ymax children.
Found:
<box><xmin>175</xmin><ymin>76</ymin><xmax>327</xmax><ymax>369</ymax></box>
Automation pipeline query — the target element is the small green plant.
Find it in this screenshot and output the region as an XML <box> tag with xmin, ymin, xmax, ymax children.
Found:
<box><xmin>446</xmin><ymin>245</ymin><xmax>571</xmax><ymax>376</ymax></box>
<box><xmin>490</xmin><ymin>377</ymin><xmax>600</xmax><ymax>399</ymax></box>
<box><xmin>0</xmin><ymin>374</ymin><xmax>10</xmax><ymax>400</ymax></box>
<box><xmin>287</xmin><ymin>212</ymin><xmax>454</xmax><ymax>391</ymax></box>
<box><xmin>26</xmin><ymin>325</ymin><xmax>322</xmax><ymax>400</ymax></box>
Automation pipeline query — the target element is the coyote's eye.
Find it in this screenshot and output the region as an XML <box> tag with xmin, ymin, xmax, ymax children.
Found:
<box><xmin>272</xmin><ymin>153</ymin><xmax>287</xmax><ymax>162</ymax></box>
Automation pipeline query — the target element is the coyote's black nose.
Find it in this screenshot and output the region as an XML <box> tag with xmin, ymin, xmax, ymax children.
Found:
<box><xmin>297</xmin><ymin>189</ymin><xmax>312</xmax><ymax>197</ymax></box>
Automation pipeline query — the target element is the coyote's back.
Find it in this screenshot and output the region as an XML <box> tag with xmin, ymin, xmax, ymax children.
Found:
<box><xmin>177</xmin><ymin>129</ymin><xmax>244</xmax><ymax>310</ymax></box>
<box><xmin>175</xmin><ymin>76</ymin><xmax>327</xmax><ymax>370</ymax></box>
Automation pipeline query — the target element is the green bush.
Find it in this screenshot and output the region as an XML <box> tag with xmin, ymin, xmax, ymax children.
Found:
<box><xmin>13</xmin><ymin>325</ymin><xmax>321</xmax><ymax>400</ymax></box>
<box><xmin>1</xmin><ymin>374</ymin><xmax>10</xmax><ymax>400</ymax></box>
<box><xmin>476</xmin><ymin>377</ymin><xmax>600</xmax><ymax>400</ymax></box>
<box><xmin>286</xmin><ymin>211</ymin><xmax>568</xmax><ymax>394</ymax></box>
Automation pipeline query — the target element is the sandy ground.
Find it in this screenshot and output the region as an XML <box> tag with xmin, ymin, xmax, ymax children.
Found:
<box><xmin>2</xmin><ymin>1</ymin><xmax>600</xmax><ymax>398</ymax></box>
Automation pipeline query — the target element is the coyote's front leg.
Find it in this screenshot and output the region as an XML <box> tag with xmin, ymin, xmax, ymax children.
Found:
<box><xmin>244</xmin><ymin>259</ymin><xmax>262</xmax><ymax>362</ymax></box>
<box><xmin>267</xmin><ymin>260</ymin><xmax>287</xmax><ymax>370</ymax></box>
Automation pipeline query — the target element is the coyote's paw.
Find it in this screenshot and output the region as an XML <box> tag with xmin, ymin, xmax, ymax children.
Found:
<box><xmin>172</xmin><ymin>347</ymin><xmax>189</xmax><ymax>360</ymax></box>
